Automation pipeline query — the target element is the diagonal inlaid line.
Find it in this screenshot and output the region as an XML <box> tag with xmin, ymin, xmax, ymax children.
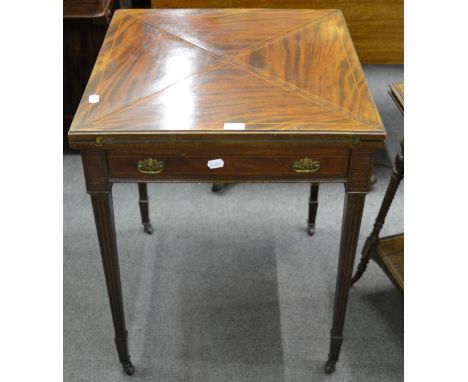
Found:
<box><xmin>128</xmin><ymin>10</ymin><xmax>338</xmax><ymax>61</ymax></box>
<box><xmin>87</xmin><ymin>10</ymin><xmax>378</xmax><ymax>128</ymax></box>
<box><xmin>90</xmin><ymin>60</ymin><xmax>368</xmax><ymax>129</ymax></box>
<box><xmin>231</xmin><ymin>14</ymin><xmax>379</xmax><ymax>126</ymax></box>
<box><xmin>83</xmin><ymin>13</ymin><xmax>125</xmax><ymax>124</ymax></box>
<box><xmin>127</xmin><ymin>12</ymin><xmax>233</xmax><ymax>61</ymax></box>
<box><xmin>332</xmin><ymin>14</ymin><xmax>383</xmax><ymax>126</ymax></box>
<box><xmin>87</xmin><ymin>59</ymin><xmax>227</xmax><ymax>126</ymax></box>
<box><xmin>126</xmin><ymin>10</ymin><xmax>368</xmax><ymax>124</ymax></box>
<box><xmin>85</xmin><ymin>14</ymin><xmax>228</xmax><ymax>125</ymax></box>
<box><xmin>232</xmin><ymin>10</ymin><xmax>339</xmax><ymax>58</ymax></box>
<box><xmin>227</xmin><ymin>60</ymin><xmax>372</xmax><ymax>126</ymax></box>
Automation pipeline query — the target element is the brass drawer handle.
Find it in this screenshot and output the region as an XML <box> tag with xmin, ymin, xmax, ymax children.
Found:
<box><xmin>292</xmin><ymin>158</ymin><xmax>320</xmax><ymax>173</ymax></box>
<box><xmin>137</xmin><ymin>158</ymin><xmax>165</xmax><ymax>174</ymax></box>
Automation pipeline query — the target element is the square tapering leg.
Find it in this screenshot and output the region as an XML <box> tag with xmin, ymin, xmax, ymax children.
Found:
<box><xmin>308</xmin><ymin>183</ymin><xmax>320</xmax><ymax>236</ymax></box>
<box><xmin>138</xmin><ymin>183</ymin><xmax>153</xmax><ymax>234</ymax></box>
<box><xmin>90</xmin><ymin>192</ymin><xmax>134</xmax><ymax>375</ymax></box>
<box><xmin>82</xmin><ymin>151</ymin><xmax>134</xmax><ymax>375</ymax></box>
<box><xmin>325</xmin><ymin>192</ymin><xmax>366</xmax><ymax>373</ymax></box>
<box><xmin>325</xmin><ymin>149</ymin><xmax>374</xmax><ymax>374</ymax></box>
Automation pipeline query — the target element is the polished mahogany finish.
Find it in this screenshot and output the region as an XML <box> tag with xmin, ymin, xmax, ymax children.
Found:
<box><xmin>68</xmin><ymin>9</ymin><xmax>384</xmax><ymax>145</ymax></box>
<box><xmin>70</xmin><ymin>9</ymin><xmax>385</xmax><ymax>375</ymax></box>
<box><xmin>106</xmin><ymin>145</ymin><xmax>350</xmax><ymax>181</ymax></box>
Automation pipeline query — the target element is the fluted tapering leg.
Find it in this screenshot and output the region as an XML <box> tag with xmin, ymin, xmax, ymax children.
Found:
<box><xmin>351</xmin><ymin>140</ymin><xmax>404</xmax><ymax>286</ymax></box>
<box><xmin>90</xmin><ymin>192</ymin><xmax>134</xmax><ymax>375</ymax></box>
<box><xmin>82</xmin><ymin>151</ymin><xmax>134</xmax><ymax>375</ymax></box>
<box><xmin>322</xmin><ymin>149</ymin><xmax>375</xmax><ymax>374</ymax></box>
<box><xmin>307</xmin><ymin>183</ymin><xmax>320</xmax><ymax>236</ymax></box>
<box><xmin>138</xmin><ymin>183</ymin><xmax>153</xmax><ymax>234</ymax></box>
<box><xmin>325</xmin><ymin>192</ymin><xmax>367</xmax><ymax>374</ymax></box>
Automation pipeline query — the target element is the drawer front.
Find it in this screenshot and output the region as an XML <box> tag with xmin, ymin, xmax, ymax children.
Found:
<box><xmin>107</xmin><ymin>148</ymin><xmax>350</xmax><ymax>181</ymax></box>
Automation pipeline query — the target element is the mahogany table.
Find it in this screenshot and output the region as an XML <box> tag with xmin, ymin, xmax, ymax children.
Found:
<box><xmin>68</xmin><ymin>9</ymin><xmax>386</xmax><ymax>375</ymax></box>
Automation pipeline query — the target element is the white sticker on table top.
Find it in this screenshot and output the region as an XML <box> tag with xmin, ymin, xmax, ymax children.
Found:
<box><xmin>207</xmin><ymin>159</ymin><xmax>224</xmax><ymax>169</ymax></box>
<box><xmin>224</xmin><ymin>122</ymin><xmax>245</xmax><ymax>130</ymax></box>
<box><xmin>89</xmin><ymin>94</ymin><xmax>100</xmax><ymax>104</ymax></box>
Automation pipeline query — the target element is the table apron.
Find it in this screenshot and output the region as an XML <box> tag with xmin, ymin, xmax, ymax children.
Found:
<box><xmin>106</xmin><ymin>147</ymin><xmax>351</xmax><ymax>182</ymax></box>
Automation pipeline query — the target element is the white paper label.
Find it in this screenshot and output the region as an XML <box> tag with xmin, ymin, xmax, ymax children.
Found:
<box><xmin>224</xmin><ymin>122</ymin><xmax>245</xmax><ymax>130</ymax></box>
<box><xmin>89</xmin><ymin>94</ymin><xmax>100</xmax><ymax>103</ymax></box>
<box><xmin>207</xmin><ymin>159</ymin><xmax>224</xmax><ymax>169</ymax></box>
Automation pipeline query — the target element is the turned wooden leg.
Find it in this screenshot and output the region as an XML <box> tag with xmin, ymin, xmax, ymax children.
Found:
<box><xmin>351</xmin><ymin>140</ymin><xmax>404</xmax><ymax>286</ymax></box>
<box><xmin>138</xmin><ymin>183</ymin><xmax>153</xmax><ymax>234</ymax></box>
<box><xmin>307</xmin><ymin>183</ymin><xmax>319</xmax><ymax>236</ymax></box>
<box><xmin>82</xmin><ymin>151</ymin><xmax>134</xmax><ymax>375</ymax></box>
<box><xmin>325</xmin><ymin>192</ymin><xmax>367</xmax><ymax>374</ymax></box>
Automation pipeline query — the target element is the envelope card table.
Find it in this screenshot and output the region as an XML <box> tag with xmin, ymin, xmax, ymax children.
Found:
<box><xmin>68</xmin><ymin>8</ymin><xmax>385</xmax><ymax>375</ymax></box>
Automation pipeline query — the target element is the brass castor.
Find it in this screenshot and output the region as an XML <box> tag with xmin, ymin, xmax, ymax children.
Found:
<box><xmin>324</xmin><ymin>360</ymin><xmax>336</xmax><ymax>374</ymax></box>
<box><xmin>143</xmin><ymin>223</ymin><xmax>153</xmax><ymax>235</ymax></box>
<box><xmin>211</xmin><ymin>183</ymin><xmax>225</xmax><ymax>192</ymax></box>
<box><xmin>122</xmin><ymin>361</ymin><xmax>135</xmax><ymax>375</ymax></box>
<box><xmin>307</xmin><ymin>223</ymin><xmax>315</xmax><ymax>236</ymax></box>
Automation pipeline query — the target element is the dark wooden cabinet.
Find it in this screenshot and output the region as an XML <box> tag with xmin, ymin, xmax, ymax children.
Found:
<box><xmin>63</xmin><ymin>1</ymin><xmax>114</xmax><ymax>151</ymax></box>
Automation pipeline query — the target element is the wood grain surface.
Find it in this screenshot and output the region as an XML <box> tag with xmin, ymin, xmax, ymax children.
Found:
<box><xmin>69</xmin><ymin>9</ymin><xmax>385</xmax><ymax>148</ymax></box>
<box><xmin>375</xmin><ymin>234</ymin><xmax>404</xmax><ymax>292</ymax></box>
<box><xmin>150</xmin><ymin>0</ymin><xmax>404</xmax><ymax>63</ymax></box>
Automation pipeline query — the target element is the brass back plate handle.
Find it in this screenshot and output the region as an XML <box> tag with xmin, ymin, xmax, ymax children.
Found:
<box><xmin>137</xmin><ymin>158</ymin><xmax>165</xmax><ymax>174</ymax></box>
<box><xmin>292</xmin><ymin>158</ymin><xmax>320</xmax><ymax>173</ymax></box>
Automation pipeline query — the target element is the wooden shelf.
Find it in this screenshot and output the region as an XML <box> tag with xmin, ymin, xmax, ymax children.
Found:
<box><xmin>389</xmin><ymin>82</ymin><xmax>404</xmax><ymax>113</ymax></box>
<box><xmin>373</xmin><ymin>233</ymin><xmax>404</xmax><ymax>293</ymax></box>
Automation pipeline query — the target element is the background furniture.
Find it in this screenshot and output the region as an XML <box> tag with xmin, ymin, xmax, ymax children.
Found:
<box><xmin>69</xmin><ymin>9</ymin><xmax>386</xmax><ymax>375</ymax></box>
<box><xmin>150</xmin><ymin>0</ymin><xmax>404</xmax><ymax>64</ymax></box>
<box><xmin>390</xmin><ymin>82</ymin><xmax>404</xmax><ymax>113</ymax></box>
<box><xmin>351</xmin><ymin>83</ymin><xmax>404</xmax><ymax>292</ymax></box>
<box><xmin>63</xmin><ymin>0</ymin><xmax>115</xmax><ymax>150</ymax></box>
<box><xmin>117</xmin><ymin>0</ymin><xmax>151</xmax><ymax>8</ymax></box>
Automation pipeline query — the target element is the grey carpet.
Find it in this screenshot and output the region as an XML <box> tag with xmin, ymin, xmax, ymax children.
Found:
<box><xmin>64</xmin><ymin>65</ymin><xmax>403</xmax><ymax>382</ymax></box>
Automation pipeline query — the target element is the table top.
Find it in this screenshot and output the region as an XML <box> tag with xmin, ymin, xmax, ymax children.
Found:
<box><xmin>69</xmin><ymin>9</ymin><xmax>385</xmax><ymax>146</ymax></box>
